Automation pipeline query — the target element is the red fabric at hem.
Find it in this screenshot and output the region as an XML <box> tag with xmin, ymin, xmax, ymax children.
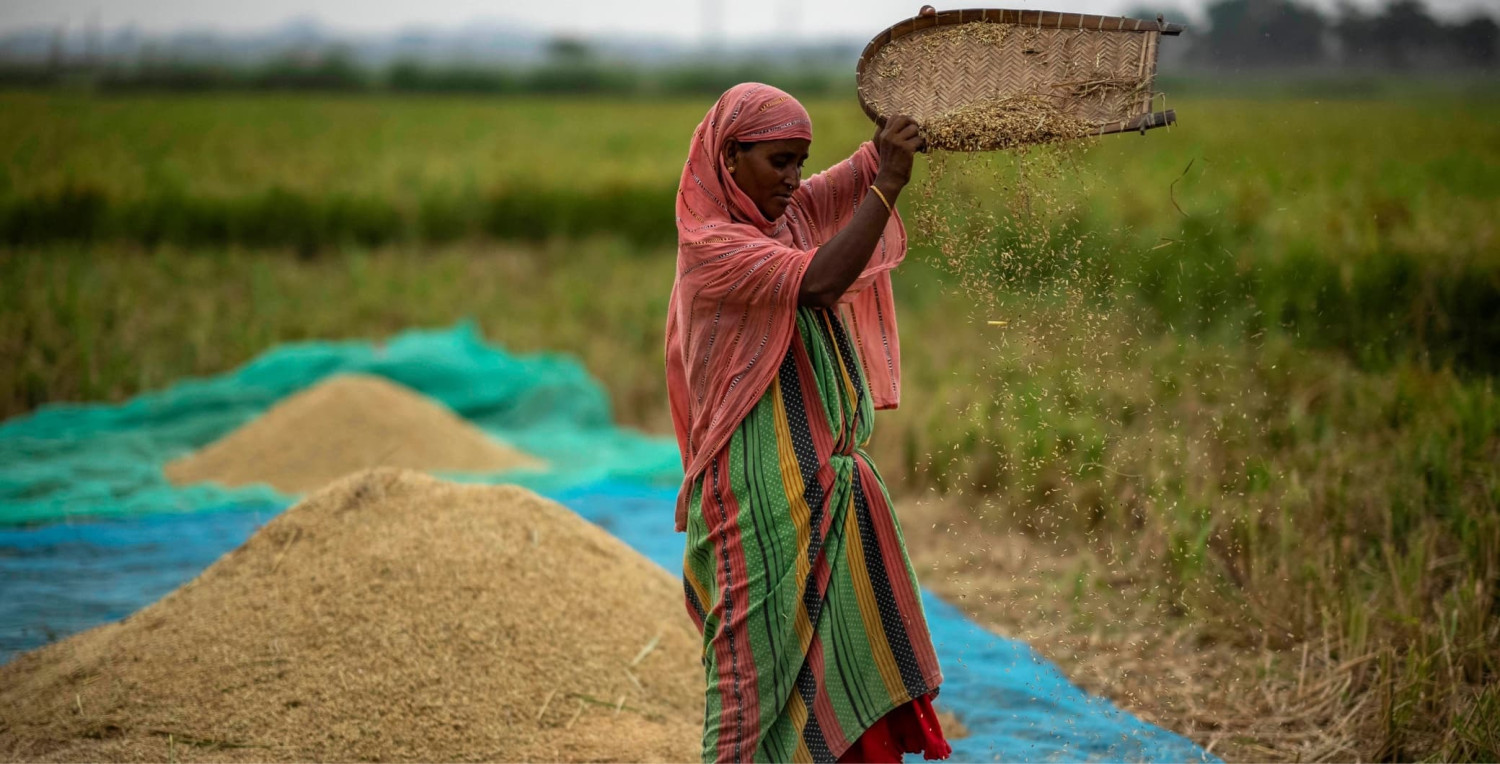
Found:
<box><xmin>835</xmin><ymin>692</ymin><xmax>952</xmax><ymax>763</ymax></box>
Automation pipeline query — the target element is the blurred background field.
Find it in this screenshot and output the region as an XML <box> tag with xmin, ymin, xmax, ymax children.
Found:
<box><xmin>3</xmin><ymin>0</ymin><xmax>1499</xmax><ymax>759</ymax></box>
<box><xmin>4</xmin><ymin>92</ymin><xmax>1497</xmax><ymax>377</ymax></box>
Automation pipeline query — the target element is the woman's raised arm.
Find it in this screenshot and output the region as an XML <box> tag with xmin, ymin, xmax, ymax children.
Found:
<box><xmin>797</xmin><ymin>115</ymin><xmax>924</xmax><ymax>309</ymax></box>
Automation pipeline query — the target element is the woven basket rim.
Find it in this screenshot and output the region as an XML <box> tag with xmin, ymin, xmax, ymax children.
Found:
<box><xmin>856</xmin><ymin>7</ymin><xmax>1186</xmax><ymax>128</ymax></box>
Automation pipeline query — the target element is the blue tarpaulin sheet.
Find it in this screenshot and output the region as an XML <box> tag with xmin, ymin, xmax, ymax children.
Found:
<box><xmin>0</xmin><ymin>325</ymin><xmax>1213</xmax><ymax>762</ymax></box>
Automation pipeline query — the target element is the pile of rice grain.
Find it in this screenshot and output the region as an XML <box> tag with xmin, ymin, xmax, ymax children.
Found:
<box><xmin>0</xmin><ymin>469</ymin><xmax>702</xmax><ymax>762</ymax></box>
<box><xmin>921</xmin><ymin>95</ymin><xmax>1094</xmax><ymax>152</ymax></box>
<box><xmin>165</xmin><ymin>374</ymin><xmax>542</xmax><ymax>494</ymax></box>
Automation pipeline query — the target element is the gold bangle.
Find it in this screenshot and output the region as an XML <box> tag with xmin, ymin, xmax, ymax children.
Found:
<box><xmin>869</xmin><ymin>184</ymin><xmax>893</xmax><ymax>214</ymax></box>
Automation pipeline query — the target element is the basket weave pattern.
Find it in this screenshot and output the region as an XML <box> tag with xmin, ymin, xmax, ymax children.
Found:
<box><xmin>857</xmin><ymin>9</ymin><xmax>1180</xmax><ymax>137</ymax></box>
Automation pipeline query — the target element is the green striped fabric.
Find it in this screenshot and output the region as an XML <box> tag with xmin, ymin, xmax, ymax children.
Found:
<box><xmin>682</xmin><ymin>306</ymin><xmax>944</xmax><ymax>763</ymax></box>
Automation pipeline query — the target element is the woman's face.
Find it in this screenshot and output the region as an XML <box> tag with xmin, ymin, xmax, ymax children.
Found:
<box><xmin>725</xmin><ymin>138</ymin><xmax>810</xmax><ymax>221</ymax></box>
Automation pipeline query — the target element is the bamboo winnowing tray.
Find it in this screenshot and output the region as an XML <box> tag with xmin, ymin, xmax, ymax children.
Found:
<box><xmin>857</xmin><ymin>7</ymin><xmax>1185</xmax><ymax>142</ymax></box>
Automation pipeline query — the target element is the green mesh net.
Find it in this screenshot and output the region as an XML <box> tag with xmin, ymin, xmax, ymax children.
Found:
<box><xmin>0</xmin><ymin>322</ymin><xmax>682</xmax><ymax>525</ymax></box>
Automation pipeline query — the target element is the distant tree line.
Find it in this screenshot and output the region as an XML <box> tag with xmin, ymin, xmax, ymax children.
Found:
<box><xmin>1</xmin><ymin>0</ymin><xmax>1493</xmax><ymax>93</ymax></box>
<box><xmin>0</xmin><ymin>36</ymin><xmax>851</xmax><ymax>96</ymax></box>
<box><xmin>1179</xmin><ymin>0</ymin><xmax>1497</xmax><ymax>69</ymax></box>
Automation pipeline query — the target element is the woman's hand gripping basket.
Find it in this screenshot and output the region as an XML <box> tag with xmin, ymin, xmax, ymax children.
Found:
<box><xmin>857</xmin><ymin>6</ymin><xmax>1185</xmax><ymax>151</ymax></box>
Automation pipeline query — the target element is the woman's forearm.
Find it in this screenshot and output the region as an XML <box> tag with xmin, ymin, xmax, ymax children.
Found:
<box><xmin>796</xmin><ymin>116</ymin><xmax>923</xmax><ymax>309</ymax></box>
<box><xmin>797</xmin><ymin>173</ymin><xmax>904</xmax><ymax>309</ymax></box>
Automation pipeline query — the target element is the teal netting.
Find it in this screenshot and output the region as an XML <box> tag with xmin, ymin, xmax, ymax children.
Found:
<box><xmin>0</xmin><ymin>322</ymin><xmax>682</xmax><ymax>525</ymax></box>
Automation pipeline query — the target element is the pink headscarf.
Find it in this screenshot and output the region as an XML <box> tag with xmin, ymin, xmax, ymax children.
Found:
<box><xmin>666</xmin><ymin>82</ymin><xmax>906</xmax><ymax>532</ymax></box>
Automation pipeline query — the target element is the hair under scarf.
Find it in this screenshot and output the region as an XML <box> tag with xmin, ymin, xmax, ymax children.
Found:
<box><xmin>666</xmin><ymin>82</ymin><xmax>906</xmax><ymax>532</ymax></box>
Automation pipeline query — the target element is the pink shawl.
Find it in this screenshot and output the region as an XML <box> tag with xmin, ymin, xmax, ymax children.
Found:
<box><xmin>666</xmin><ymin>82</ymin><xmax>906</xmax><ymax>532</ymax></box>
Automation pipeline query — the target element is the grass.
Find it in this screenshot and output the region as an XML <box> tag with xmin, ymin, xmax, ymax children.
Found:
<box><xmin>0</xmin><ymin>242</ymin><xmax>674</xmax><ymax>427</ymax></box>
<box><xmin>2</xmin><ymin>89</ymin><xmax>1498</xmax><ymax>760</ymax></box>
<box><xmin>3</xmin><ymin>91</ymin><xmax>1494</xmax><ymax>264</ymax></box>
<box><xmin>2</xmin><ymin>91</ymin><xmax>1496</xmax><ymax>371</ymax></box>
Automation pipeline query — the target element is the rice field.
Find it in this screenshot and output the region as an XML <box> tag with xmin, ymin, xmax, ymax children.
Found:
<box><xmin>3</xmin><ymin>91</ymin><xmax>1496</xmax><ymax>370</ymax></box>
<box><xmin>2</xmin><ymin>89</ymin><xmax>1497</xmax><ymax>760</ymax></box>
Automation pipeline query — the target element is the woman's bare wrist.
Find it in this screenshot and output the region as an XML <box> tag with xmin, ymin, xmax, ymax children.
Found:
<box><xmin>873</xmin><ymin>173</ymin><xmax>905</xmax><ymax>203</ymax></box>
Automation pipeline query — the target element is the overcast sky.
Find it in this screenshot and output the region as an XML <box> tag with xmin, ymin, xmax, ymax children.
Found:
<box><xmin>3</xmin><ymin>0</ymin><xmax>1497</xmax><ymax>40</ymax></box>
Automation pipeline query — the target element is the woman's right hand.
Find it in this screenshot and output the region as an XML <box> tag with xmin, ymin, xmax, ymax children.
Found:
<box><xmin>873</xmin><ymin>115</ymin><xmax>925</xmax><ymax>191</ymax></box>
<box><xmin>799</xmin><ymin>116</ymin><xmax>922</xmax><ymax>307</ymax></box>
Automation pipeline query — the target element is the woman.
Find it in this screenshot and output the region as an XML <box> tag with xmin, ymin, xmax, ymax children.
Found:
<box><xmin>666</xmin><ymin>82</ymin><xmax>949</xmax><ymax>763</ymax></box>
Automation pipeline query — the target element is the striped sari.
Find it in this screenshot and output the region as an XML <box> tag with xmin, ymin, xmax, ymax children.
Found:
<box><xmin>682</xmin><ymin>306</ymin><xmax>944</xmax><ymax>763</ymax></box>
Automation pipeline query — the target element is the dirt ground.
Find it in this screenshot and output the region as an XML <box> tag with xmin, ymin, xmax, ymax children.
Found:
<box><xmin>896</xmin><ymin>496</ymin><xmax>1362</xmax><ymax>762</ymax></box>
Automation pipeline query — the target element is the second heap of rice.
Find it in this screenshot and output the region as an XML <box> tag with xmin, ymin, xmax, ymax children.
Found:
<box><xmin>164</xmin><ymin>374</ymin><xmax>542</xmax><ymax>494</ymax></box>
